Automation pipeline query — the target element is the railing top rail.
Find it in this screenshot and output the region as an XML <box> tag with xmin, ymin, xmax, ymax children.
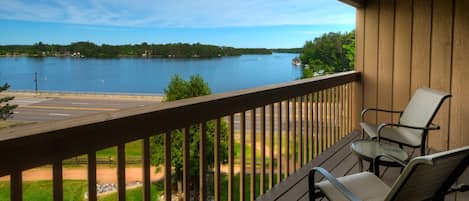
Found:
<box><xmin>0</xmin><ymin>71</ymin><xmax>360</xmax><ymax>176</ymax></box>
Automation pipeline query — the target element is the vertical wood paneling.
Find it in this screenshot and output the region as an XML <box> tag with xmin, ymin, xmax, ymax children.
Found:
<box><xmin>411</xmin><ymin>0</ymin><xmax>432</xmax><ymax>92</ymax></box>
<box><xmin>359</xmin><ymin>0</ymin><xmax>469</xmax><ymax>152</ymax></box>
<box><xmin>393</xmin><ymin>0</ymin><xmax>413</xmax><ymax>123</ymax></box>
<box><xmin>353</xmin><ymin>6</ymin><xmax>365</xmax><ymax>130</ymax></box>
<box><xmin>429</xmin><ymin>0</ymin><xmax>453</xmax><ymax>151</ymax></box>
<box><xmin>377</xmin><ymin>0</ymin><xmax>395</xmax><ymax>124</ymax></box>
<box><xmin>450</xmin><ymin>0</ymin><xmax>469</xmax><ymax>149</ymax></box>
<box><xmin>363</xmin><ymin>0</ymin><xmax>380</xmax><ymax>124</ymax></box>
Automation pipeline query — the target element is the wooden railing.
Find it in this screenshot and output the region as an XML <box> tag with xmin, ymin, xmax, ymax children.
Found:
<box><xmin>0</xmin><ymin>71</ymin><xmax>360</xmax><ymax>201</ymax></box>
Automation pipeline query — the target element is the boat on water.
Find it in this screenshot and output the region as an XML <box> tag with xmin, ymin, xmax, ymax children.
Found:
<box><xmin>292</xmin><ymin>57</ymin><xmax>301</xmax><ymax>66</ymax></box>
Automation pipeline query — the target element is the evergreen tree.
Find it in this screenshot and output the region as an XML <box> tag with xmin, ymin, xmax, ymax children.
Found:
<box><xmin>0</xmin><ymin>83</ymin><xmax>17</xmax><ymax>120</ymax></box>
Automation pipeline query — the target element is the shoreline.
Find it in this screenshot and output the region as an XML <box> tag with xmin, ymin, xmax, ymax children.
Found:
<box><xmin>3</xmin><ymin>90</ymin><xmax>164</xmax><ymax>102</ymax></box>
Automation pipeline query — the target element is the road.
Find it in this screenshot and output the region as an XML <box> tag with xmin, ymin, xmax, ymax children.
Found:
<box><xmin>8</xmin><ymin>95</ymin><xmax>161</xmax><ymax>122</ymax></box>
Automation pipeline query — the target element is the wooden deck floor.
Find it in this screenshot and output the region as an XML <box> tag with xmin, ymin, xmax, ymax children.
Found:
<box><xmin>258</xmin><ymin>131</ymin><xmax>469</xmax><ymax>201</ymax></box>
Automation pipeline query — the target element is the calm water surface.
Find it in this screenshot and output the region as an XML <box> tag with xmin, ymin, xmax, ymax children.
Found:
<box><xmin>0</xmin><ymin>53</ymin><xmax>301</xmax><ymax>94</ymax></box>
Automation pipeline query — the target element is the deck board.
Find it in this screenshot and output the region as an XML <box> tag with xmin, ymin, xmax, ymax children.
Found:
<box><xmin>258</xmin><ymin>131</ymin><xmax>464</xmax><ymax>201</ymax></box>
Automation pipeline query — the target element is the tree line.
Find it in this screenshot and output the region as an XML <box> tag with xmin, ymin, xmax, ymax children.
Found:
<box><xmin>299</xmin><ymin>30</ymin><xmax>355</xmax><ymax>78</ymax></box>
<box><xmin>0</xmin><ymin>42</ymin><xmax>272</xmax><ymax>58</ymax></box>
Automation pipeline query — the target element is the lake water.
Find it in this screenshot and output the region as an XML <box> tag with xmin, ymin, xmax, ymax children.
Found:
<box><xmin>0</xmin><ymin>53</ymin><xmax>301</xmax><ymax>94</ymax></box>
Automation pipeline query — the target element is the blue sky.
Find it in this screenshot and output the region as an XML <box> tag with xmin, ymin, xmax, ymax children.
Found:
<box><xmin>0</xmin><ymin>0</ymin><xmax>356</xmax><ymax>48</ymax></box>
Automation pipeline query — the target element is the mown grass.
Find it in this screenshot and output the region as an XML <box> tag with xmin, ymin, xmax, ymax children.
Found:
<box><xmin>0</xmin><ymin>180</ymin><xmax>87</xmax><ymax>201</ymax></box>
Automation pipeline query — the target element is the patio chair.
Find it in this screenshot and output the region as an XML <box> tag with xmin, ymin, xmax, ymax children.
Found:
<box><xmin>360</xmin><ymin>88</ymin><xmax>451</xmax><ymax>156</ymax></box>
<box><xmin>308</xmin><ymin>146</ymin><xmax>469</xmax><ymax>201</ymax></box>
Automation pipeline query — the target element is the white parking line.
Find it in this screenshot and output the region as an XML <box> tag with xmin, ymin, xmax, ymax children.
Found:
<box><xmin>48</xmin><ymin>113</ymin><xmax>71</xmax><ymax>117</ymax></box>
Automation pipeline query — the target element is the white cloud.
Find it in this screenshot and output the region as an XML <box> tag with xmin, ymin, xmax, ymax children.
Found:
<box><xmin>0</xmin><ymin>0</ymin><xmax>355</xmax><ymax>27</ymax></box>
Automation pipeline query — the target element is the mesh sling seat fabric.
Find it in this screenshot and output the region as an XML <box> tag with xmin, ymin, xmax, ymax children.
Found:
<box><xmin>360</xmin><ymin>88</ymin><xmax>451</xmax><ymax>156</ymax></box>
<box><xmin>308</xmin><ymin>146</ymin><xmax>469</xmax><ymax>201</ymax></box>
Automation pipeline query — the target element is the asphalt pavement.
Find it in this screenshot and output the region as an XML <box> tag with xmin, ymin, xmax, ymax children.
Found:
<box><xmin>8</xmin><ymin>95</ymin><xmax>161</xmax><ymax>122</ymax></box>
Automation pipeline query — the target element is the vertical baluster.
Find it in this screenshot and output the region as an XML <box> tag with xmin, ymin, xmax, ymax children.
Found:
<box><xmin>286</xmin><ymin>99</ymin><xmax>290</xmax><ymax>176</ymax></box>
<box><xmin>341</xmin><ymin>85</ymin><xmax>345</xmax><ymax>138</ymax></box>
<box><xmin>260</xmin><ymin>106</ymin><xmax>266</xmax><ymax>194</ymax></box>
<box><xmin>53</xmin><ymin>160</ymin><xmax>63</xmax><ymax>201</ymax></box>
<box><xmin>322</xmin><ymin>90</ymin><xmax>327</xmax><ymax>151</ymax></box>
<box><xmin>302</xmin><ymin>96</ymin><xmax>307</xmax><ymax>165</ymax></box>
<box><xmin>327</xmin><ymin>89</ymin><xmax>332</xmax><ymax>148</ymax></box>
<box><xmin>88</xmin><ymin>152</ymin><xmax>97</xmax><ymax>201</ymax></box>
<box><xmin>348</xmin><ymin>83</ymin><xmax>351</xmax><ymax>134</ymax></box>
<box><xmin>292</xmin><ymin>98</ymin><xmax>297</xmax><ymax>172</ymax></box>
<box><xmin>309</xmin><ymin>94</ymin><xmax>314</xmax><ymax>160</ymax></box>
<box><xmin>299</xmin><ymin>96</ymin><xmax>303</xmax><ymax>167</ymax></box>
<box><xmin>240</xmin><ymin>112</ymin><xmax>246</xmax><ymax>201</ymax></box>
<box><xmin>228</xmin><ymin>115</ymin><xmax>235</xmax><ymax>201</ymax></box>
<box><xmin>328</xmin><ymin>89</ymin><xmax>332</xmax><ymax>147</ymax></box>
<box><xmin>215</xmin><ymin>119</ymin><xmax>221</xmax><ymax>201</ymax></box>
<box><xmin>315</xmin><ymin>92</ymin><xmax>319</xmax><ymax>156</ymax></box>
<box><xmin>269</xmin><ymin>104</ymin><xmax>274</xmax><ymax>188</ymax></box>
<box><xmin>11</xmin><ymin>170</ymin><xmax>22</xmax><ymax>201</ymax></box>
<box><xmin>200</xmin><ymin>124</ymin><xmax>207</xmax><ymax>201</ymax></box>
<box><xmin>142</xmin><ymin>137</ymin><xmax>151</xmax><ymax>201</ymax></box>
<box><xmin>277</xmin><ymin>102</ymin><xmax>282</xmax><ymax>183</ymax></box>
<box><xmin>117</xmin><ymin>144</ymin><xmax>126</xmax><ymax>201</ymax></box>
<box><xmin>334</xmin><ymin>87</ymin><xmax>340</xmax><ymax>142</ymax></box>
<box><xmin>182</xmin><ymin>128</ymin><xmax>190</xmax><ymax>201</ymax></box>
<box><xmin>329</xmin><ymin>87</ymin><xmax>336</xmax><ymax>146</ymax></box>
<box><xmin>250</xmin><ymin>109</ymin><xmax>256</xmax><ymax>201</ymax></box>
<box><xmin>305</xmin><ymin>94</ymin><xmax>313</xmax><ymax>164</ymax></box>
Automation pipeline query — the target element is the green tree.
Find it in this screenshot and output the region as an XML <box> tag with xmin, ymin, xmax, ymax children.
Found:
<box><xmin>299</xmin><ymin>30</ymin><xmax>355</xmax><ymax>78</ymax></box>
<box><xmin>150</xmin><ymin>75</ymin><xmax>228</xmax><ymax>196</ymax></box>
<box><xmin>0</xmin><ymin>83</ymin><xmax>18</xmax><ymax>120</ymax></box>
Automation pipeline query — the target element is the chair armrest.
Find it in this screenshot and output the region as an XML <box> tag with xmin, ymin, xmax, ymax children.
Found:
<box><xmin>377</xmin><ymin>123</ymin><xmax>440</xmax><ymax>141</ymax></box>
<box><xmin>373</xmin><ymin>154</ymin><xmax>408</xmax><ymax>176</ymax></box>
<box><xmin>447</xmin><ymin>184</ymin><xmax>469</xmax><ymax>194</ymax></box>
<box><xmin>309</xmin><ymin>167</ymin><xmax>362</xmax><ymax>201</ymax></box>
<box><xmin>361</xmin><ymin>108</ymin><xmax>403</xmax><ymax>122</ymax></box>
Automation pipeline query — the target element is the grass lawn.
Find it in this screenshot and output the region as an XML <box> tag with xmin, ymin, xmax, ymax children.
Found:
<box><xmin>0</xmin><ymin>180</ymin><xmax>87</xmax><ymax>201</ymax></box>
<box><xmin>0</xmin><ymin>174</ymin><xmax>280</xmax><ymax>201</ymax></box>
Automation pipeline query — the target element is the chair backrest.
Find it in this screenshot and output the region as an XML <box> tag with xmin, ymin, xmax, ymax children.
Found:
<box><xmin>398</xmin><ymin>88</ymin><xmax>451</xmax><ymax>137</ymax></box>
<box><xmin>384</xmin><ymin>146</ymin><xmax>469</xmax><ymax>201</ymax></box>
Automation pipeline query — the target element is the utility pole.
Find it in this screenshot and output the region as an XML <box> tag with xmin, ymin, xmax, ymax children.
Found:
<box><xmin>34</xmin><ymin>72</ymin><xmax>38</xmax><ymax>94</ymax></box>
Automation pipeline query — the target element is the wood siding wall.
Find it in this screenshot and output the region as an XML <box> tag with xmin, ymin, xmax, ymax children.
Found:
<box><xmin>355</xmin><ymin>0</ymin><xmax>469</xmax><ymax>151</ymax></box>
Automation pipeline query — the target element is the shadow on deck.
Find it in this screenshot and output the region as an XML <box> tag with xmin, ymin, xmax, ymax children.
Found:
<box><xmin>258</xmin><ymin>131</ymin><xmax>469</xmax><ymax>201</ymax></box>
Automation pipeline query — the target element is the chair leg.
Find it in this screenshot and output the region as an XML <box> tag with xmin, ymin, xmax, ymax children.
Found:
<box><xmin>358</xmin><ymin>158</ymin><xmax>363</xmax><ymax>172</ymax></box>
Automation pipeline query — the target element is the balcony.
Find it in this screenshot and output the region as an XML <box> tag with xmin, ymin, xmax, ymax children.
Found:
<box><xmin>1</xmin><ymin>70</ymin><xmax>468</xmax><ymax>201</ymax></box>
<box><xmin>0</xmin><ymin>71</ymin><xmax>362</xmax><ymax>200</ymax></box>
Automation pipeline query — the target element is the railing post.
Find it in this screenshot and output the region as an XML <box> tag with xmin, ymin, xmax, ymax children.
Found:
<box><xmin>228</xmin><ymin>115</ymin><xmax>235</xmax><ymax>201</ymax></box>
<box><xmin>53</xmin><ymin>160</ymin><xmax>63</xmax><ymax>201</ymax></box>
<box><xmin>87</xmin><ymin>152</ymin><xmax>97</xmax><ymax>201</ymax></box>
<box><xmin>214</xmin><ymin>119</ymin><xmax>221</xmax><ymax>201</ymax></box>
<box><xmin>117</xmin><ymin>144</ymin><xmax>126</xmax><ymax>201</ymax></box>
<box><xmin>11</xmin><ymin>171</ymin><xmax>22</xmax><ymax>201</ymax></box>
<box><xmin>240</xmin><ymin>112</ymin><xmax>246</xmax><ymax>201</ymax></box>
<box><xmin>183</xmin><ymin>128</ymin><xmax>190</xmax><ymax>201</ymax></box>
<box><xmin>164</xmin><ymin>131</ymin><xmax>172</xmax><ymax>201</ymax></box>
<box><xmin>142</xmin><ymin>137</ymin><xmax>151</xmax><ymax>201</ymax></box>
<box><xmin>200</xmin><ymin>124</ymin><xmax>207</xmax><ymax>201</ymax></box>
